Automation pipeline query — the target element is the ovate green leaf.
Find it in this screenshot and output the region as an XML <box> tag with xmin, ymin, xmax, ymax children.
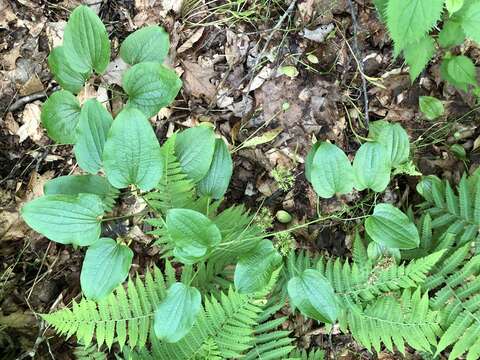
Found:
<box><xmin>438</xmin><ymin>20</ymin><xmax>465</xmax><ymax>48</ymax></box>
<box><xmin>309</xmin><ymin>142</ymin><xmax>354</xmax><ymax>198</ymax></box>
<box><xmin>365</xmin><ymin>203</ymin><xmax>420</xmax><ymax>249</ymax></box>
<box><xmin>386</xmin><ymin>0</ymin><xmax>444</xmax><ymax>50</ymax></box>
<box><xmin>446</xmin><ymin>0</ymin><xmax>464</xmax><ymax>14</ymax></box>
<box><xmin>305</xmin><ymin>142</ymin><xmax>320</xmax><ymax>183</ymax></box>
<box><xmin>103</xmin><ymin>108</ymin><xmax>162</xmax><ymax>191</ymax></box>
<box><xmin>80</xmin><ymin>238</ymin><xmax>133</xmax><ymax>300</ymax></box>
<box><xmin>122</xmin><ymin>62</ymin><xmax>182</xmax><ymax>118</ymax></box>
<box><xmin>234</xmin><ymin>240</ymin><xmax>282</xmax><ymax>294</ymax></box>
<box><xmin>459</xmin><ymin>1</ymin><xmax>480</xmax><ymax>43</ymax></box>
<box><xmin>419</xmin><ymin>96</ymin><xmax>445</xmax><ymax>120</ymax></box>
<box><xmin>166</xmin><ymin>208</ymin><xmax>222</xmax><ymax>264</ymax></box>
<box><xmin>40</xmin><ymin>90</ymin><xmax>81</xmax><ymax>144</ymax></box>
<box><xmin>154</xmin><ymin>283</ymin><xmax>201</xmax><ymax>343</ymax></box>
<box><xmin>48</xmin><ymin>46</ymin><xmax>90</xmax><ymax>94</ymax></box>
<box><xmin>197</xmin><ymin>139</ymin><xmax>233</xmax><ymax>199</ymax></box>
<box><xmin>44</xmin><ymin>175</ymin><xmax>119</xmax><ymax>211</ymax></box>
<box><xmin>21</xmin><ymin>194</ymin><xmax>104</xmax><ymax>246</ymax></box>
<box><xmin>376</xmin><ymin>122</ymin><xmax>410</xmax><ymax>167</ymax></box>
<box><xmin>175</xmin><ymin>126</ymin><xmax>216</xmax><ymax>183</ymax></box>
<box><xmin>287</xmin><ymin>269</ymin><xmax>338</xmax><ymax>323</ymax></box>
<box><xmin>63</xmin><ymin>5</ymin><xmax>110</xmax><ymax>74</ymax></box>
<box><xmin>353</xmin><ymin>142</ymin><xmax>391</xmax><ymax>192</ymax></box>
<box><xmin>441</xmin><ymin>55</ymin><xmax>477</xmax><ymax>91</ymax></box>
<box><xmin>74</xmin><ymin>99</ymin><xmax>113</xmax><ymax>174</ymax></box>
<box><xmin>120</xmin><ymin>26</ymin><xmax>170</xmax><ymax>65</ymax></box>
<box><xmin>403</xmin><ymin>36</ymin><xmax>435</xmax><ymax>81</ymax></box>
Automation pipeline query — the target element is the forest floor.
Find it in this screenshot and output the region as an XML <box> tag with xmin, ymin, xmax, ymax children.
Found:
<box><xmin>0</xmin><ymin>0</ymin><xmax>479</xmax><ymax>359</ymax></box>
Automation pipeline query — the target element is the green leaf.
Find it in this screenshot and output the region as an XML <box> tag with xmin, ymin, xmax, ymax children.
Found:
<box><xmin>353</xmin><ymin>142</ymin><xmax>391</xmax><ymax>192</ymax></box>
<box><xmin>365</xmin><ymin>203</ymin><xmax>420</xmax><ymax>249</ymax></box>
<box><xmin>234</xmin><ymin>240</ymin><xmax>282</xmax><ymax>294</ymax></box>
<box><xmin>47</xmin><ymin>46</ymin><xmax>90</xmax><ymax>94</ymax></box>
<box><xmin>287</xmin><ymin>269</ymin><xmax>338</xmax><ymax>324</ymax></box>
<box><xmin>44</xmin><ymin>175</ymin><xmax>119</xmax><ymax>211</ymax></box>
<box><xmin>386</xmin><ymin>0</ymin><xmax>444</xmax><ymax>50</ymax></box>
<box><xmin>450</xmin><ymin>143</ymin><xmax>467</xmax><ymax>160</ymax></box>
<box><xmin>80</xmin><ymin>238</ymin><xmax>133</xmax><ymax>300</ymax></box>
<box><xmin>40</xmin><ymin>90</ymin><xmax>81</xmax><ymax>144</ymax></box>
<box><xmin>122</xmin><ymin>62</ymin><xmax>182</xmax><ymax>118</ymax></box>
<box><xmin>439</xmin><ymin>20</ymin><xmax>465</xmax><ymax>48</ymax></box>
<box><xmin>373</xmin><ymin>0</ymin><xmax>388</xmax><ymax>21</ymax></box>
<box><xmin>239</xmin><ymin>128</ymin><xmax>283</xmax><ymax>150</ymax></box>
<box><xmin>403</xmin><ymin>36</ymin><xmax>435</xmax><ymax>81</ymax></box>
<box><xmin>63</xmin><ymin>5</ymin><xmax>110</xmax><ymax>74</ymax></box>
<box><xmin>21</xmin><ymin>194</ymin><xmax>104</xmax><ymax>246</ymax></box>
<box><xmin>166</xmin><ymin>208</ymin><xmax>222</xmax><ymax>264</ymax></box>
<box><xmin>375</xmin><ymin>122</ymin><xmax>410</xmax><ymax>167</ymax></box>
<box><xmin>103</xmin><ymin>107</ymin><xmax>162</xmax><ymax>191</ymax></box>
<box><xmin>120</xmin><ymin>26</ymin><xmax>170</xmax><ymax>65</ymax></box>
<box><xmin>419</xmin><ymin>96</ymin><xmax>445</xmax><ymax>120</ymax></box>
<box><xmin>175</xmin><ymin>126</ymin><xmax>216</xmax><ymax>183</ymax></box>
<box><xmin>441</xmin><ymin>55</ymin><xmax>477</xmax><ymax>91</ymax></box>
<box><xmin>309</xmin><ymin>142</ymin><xmax>354</xmax><ymax>198</ymax></box>
<box><xmin>459</xmin><ymin>1</ymin><xmax>480</xmax><ymax>43</ymax></box>
<box><xmin>154</xmin><ymin>283</ymin><xmax>201</xmax><ymax>343</ymax></box>
<box><xmin>74</xmin><ymin>99</ymin><xmax>113</xmax><ymax>174</ymax></box>
<box><xmin>305</xmin><ymin>142</ymin><xmax>320</xmax><ymax>183</ymax></box>
<box><xmin>197</xmin><ymin>139</ymin><xmax>233</xmax><ymax>199</ymax></box>
<box><xmin>446</xmin><ymin>0</ymin><xmax>464</xmax><ymax>14</ymax></box>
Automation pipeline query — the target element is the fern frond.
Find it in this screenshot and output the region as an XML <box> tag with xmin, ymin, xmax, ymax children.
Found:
<box><xmin>288</xmin><ymin>348</ymin><xmax>325</xmax><ymax>360</ymax></box>
<box><xmin>144</xmin><ymin>135</ymin><xmax>196</xmax><ymax>214</ymax></box>
<box><xmin>340</xmin><ymin>289</ymin><xmax>440</xmax><ymax>354</ymax></box>
<box><xmin>42</xmin><ymin>266</ymin><xmax>170</xmax><ymax>350</ymax></box>
<box><xmin>422</xmin><ymin>245</ymin><xmax>480</xmax><ymax>360</ymax></box>
<box><xmin>74</xmin><ymin>344</ymin><xmax>106</xmax><ymax>360</ymax></box>
<box><xmin>418</xmin><ymin>173</ymin><xmax>480</xmax><ymax>246</ymax></box>
<box><xmin>317</xmin><ymin>251</ymin><xmax>444</xmax><ymax>304</ymax></box>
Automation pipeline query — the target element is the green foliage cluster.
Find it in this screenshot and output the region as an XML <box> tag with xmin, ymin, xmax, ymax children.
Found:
<box><xmin>19</xmin><ymin>5</ymin><xmax>480</xmax><ymax>360</ymax></box>
<box><xmin>374</xmin><ymin>0</ymin><xmax>480</xmax><ymax>91</ymax></box>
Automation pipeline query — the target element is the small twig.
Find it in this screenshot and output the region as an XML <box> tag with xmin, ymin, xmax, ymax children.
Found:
<box><xmin>8</xmin><ymin>91</ymin><xmax>47</xmax><ymax>112</ymax></box>
<box><xmin>346</xmin><ymin>0</ymin><xmax>369</xmax><ymax>127</ymax></box>
<box><xmin>244</xmin><ymin>0</ymin><xmax>298</xmax><ymax>92</ymax></box>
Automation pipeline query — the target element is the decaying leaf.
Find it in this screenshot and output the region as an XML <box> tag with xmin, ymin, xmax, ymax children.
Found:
<box><xmin>182</xmin><ymin>60</ymin><xmax>217</xmax><ymax>101</ymax></box>
<box><xmin>17</xmin><ymin>102</ymin><xmax>42</xmax><ymax>143</ymax></box>
<box><xmin>239</xmin><ymin>128</ymin><xmax>283</xmax><ymax>150</ymax></box>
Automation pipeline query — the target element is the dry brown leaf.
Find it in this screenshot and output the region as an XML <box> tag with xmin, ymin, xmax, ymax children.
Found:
<box><xmin>178</xmin><ymin>27</ymin><xmax>204</xmax><ymax>54</ymax></box>
<box><xmin>2</xmin><ymin>46</ymin><xmax>21</xmax><ymax>70</ymax></box>
<box><xmin>46</xmin><ymin>21</ymin><xmax>66</xmax><ymax>48</ymax></box>
<box><xmin>26</xmin><ymin>170</ymin><xmax>55</xmax><ymax>201</ymax></box>
<box><xmin>20</xmin><ymin>74</ymin><xmax>44</xmax><ymax>96</ymax></box>
<box><xmin>0</xmin><ymin>1</ymin><xmax>16</xmax><ymax>28</ymax></box>
<box><xmin>77</xmin><ymin>83</ymin><xmax>97</xmax><ymax>105</ymax></box>
<box><xmin>225</xmin><ymin>30</ymin><xmax>249</xmax><ymax>66</ymax></box>
<box><xmin>3</xmin><ymin>112</ymin><xmax>19</xmax><ymax>135</ymax></box>
<box><xmin>0</xmin><ymin>209</ymin><xmax>29</xmax><ymax>241</ymax></box>
<box><xmin>103</xmin><ymin>57</ymin><xmax>130</xmax><ymax>86</ymax></box>
<box><xmin>182</xmin><ymin>60</ymin><xmax>217</xmax><ymax>101</ymax></box>
<box><xmin>17</xmin><ymin>102</ymin><xmax>42</xmax><ymax>143</ymax></box>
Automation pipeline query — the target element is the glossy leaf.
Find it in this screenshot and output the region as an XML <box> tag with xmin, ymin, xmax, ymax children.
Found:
<box><xmin>419</xmin><ymin>96</ymin><xmax>444</xmax><ymax>121</ymax></box>
<box><xmin>120</xmin><ymin>26</ymin><xmax>169</xmax><ymax>65</ymax></box>
<box><xmin>365</xmin><ymin>203</ymin><xmax>420</xmax><ymax>249</ymax></box>
<box><xmin>74</xmin><ymin>99</ymin><xmax>113</xmax><ymax>174</ymax></box>
<box><xmin>122</xmin><ymin>62</ymin><xmax>182</xmax><ymax>118</ymax></box>
<box><xmin>166</xmin><ymin>208</ymin><xmax>222</xmax><ymax>264</ymax></box>
<box><xmin>197</xmin><ymin>139</ymin><xmax>233</xmax><ymax>199</ymax></box>
<box><xmin>48</xmin><ymin>46</ymin><xmax>90</xmax><ymax>94</ymax></box>
<box><xmin>63</xmin><ymin>5</ymin><xmax>110</xmax><ymax>74</ymax></box>
<box><xmin>154</xmin><ymin>283</ymin><xmax>201</xmax><ymax>343</ymax></box>
<box><xmin>175</xmin><ymin>126</ymin><xmax>216</xmax><ymax>183</ymax></box>
<box><xmin>103</xmin><ymin>108</ymin><xmax>162</xmax><ymax>191</ymax></box>
<box><xmin>353</xmin><ymin>142</ymin><xmax>391</xmax><ymax>192</ymax></box>
<box><xmin>375</xmin><ymin>122</ymin><xmax>410</xmax><ymax>167</ymax></box>
<box><xmin>287</xmin><ymin>269</ymin><xmax>338</xmax><ymax>323</ymax></box>
<box><xmin>234</xmin><ymin>240</ymin><xmax>282</xmax><ymax>294</ymax></box>
<box><xmin>446</xmin><ymin>0</ymin><xmax>464</xmax><ymax>14</ymax></box>
<box><xmin>80</xmin><ymin>238</ymin><xmax>133</xmax><ymax>300</ymax></box>
<box><xmin>309</xmin><ymin>142</ymin><xmax>354</xmax><ymax>198</ymax></box>
<box><xmin>40</xmin><ymin>90</ymin><xmax>81</xmax><ymax>144</ymax></box>
<box><xmin>21</xmin><ymin>194</ymin><xmax>104</xmax><ymax>246</ymax></box>
<box><xmin>44</xmin><ymin>175</ymin><xmax>119</xmax><ymax>211</ymax></box>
